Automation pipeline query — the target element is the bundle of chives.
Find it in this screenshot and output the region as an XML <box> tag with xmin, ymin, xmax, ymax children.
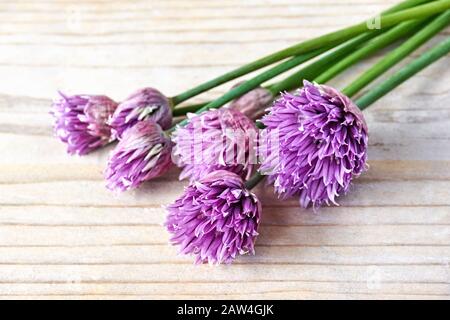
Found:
<box><xmin>164</xmin><ymin>36</ymin><xmax>450</xmax><ymax>265</ymax></box>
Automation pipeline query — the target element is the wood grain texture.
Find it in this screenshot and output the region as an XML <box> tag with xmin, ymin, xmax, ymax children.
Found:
<box><xmin>0</xmin><ymin>0</ymin><xmax>449</xmax><ymax>300</ymax></box>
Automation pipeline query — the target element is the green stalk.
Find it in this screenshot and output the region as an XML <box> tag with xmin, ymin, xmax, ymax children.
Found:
<box><xmin>266</xmin><ymin>56</ymin><xmax>331</xmax><ymax>94</ymax></box>
<box><xmin>171</xmin><ymin>47</ymin><xmax>330</xmax><ymax>130</ymax></box>
<box><xmin>172</xmin><ymin>102</ymin><xmax>208</xmax><ymax>117</ymax></box>
<box><xmin>172</xmin><ymin>56</ymin><xmax>331</xmax><ymax>117</ymax></box>
<box><xmin>172</xmin><ymin>31</ymin><xmax>389</xmax><ymax>127</ymax></box>
<box><xmin>356</xmin><ymin>36</ymin><xmax>450</xmax><ymax>109</ymax></box>
<box><xmin>245</xmin><ymin>172</ymin><xmax>265</xmax><ymax>190</ymax></box>
<box><xmin>314</xmin><ymin>19</ymin><xmax>426</xmax><ymax>84</ymax></box>
<box><xmin>172</xmin><ymin>54</ymin><xmax>333</xmax><ymax>117</ymax></box>
<box><xmin>171</xmin><ymin>0</ymin><xmax>449</xmax><ymax>105</ymax></box>
<box><xmin>268</xmin><ymin>32</ymin><xmax>384</xmax><ymax>95</ymax></box>
<box><xmin>343</xmin><ymin>9</ymin><xmax>450</xmax><ymax>97</ymax></box>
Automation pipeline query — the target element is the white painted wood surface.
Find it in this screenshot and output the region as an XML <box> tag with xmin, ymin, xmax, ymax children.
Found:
<box><xmin>0</xmin><ymin>0</ymin><xmax>449</xmax><ymax>299</ymax></box>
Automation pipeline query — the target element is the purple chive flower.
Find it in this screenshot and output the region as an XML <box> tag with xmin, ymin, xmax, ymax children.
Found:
<box><xmin>51</xmin><ymin>92</ymin><xmax>118</xmax><ymax>155</ymax></box>
<box><xmin>260</xmin><ymin>80</ymin><xmax>368</xmax><ymax>208</ymax></box>
<box><xmin>165</xmin><ymin>170</ymin><xmax>261</xmax><ymax>265</ymax></box>
<box><xmin>109</xmin><ymin>87</ymin><xmax>172</xmax><ymax>139</ymax></box>
<box><xmin>229</xmin><ymin>83</ymin><xmax>273</xmax><ymax>120</ymax></box>
<box><xmin>172</xmin><ymin>108</ymin><xmax>258</xmax><ymax>182</ymax></box>
<box><xmin>105</xmin><ymin>121</ymin><xmax>173</xmax><ymax>192</ymax></box>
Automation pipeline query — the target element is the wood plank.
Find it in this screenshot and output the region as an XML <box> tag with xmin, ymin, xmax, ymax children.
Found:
<box><xmin>0</xmin><ymin>224</ymin><xmax>448</xmax><ymax>247</ymax></box>
<box><xmin>0</xmin><ymin>264</ymin><xmax>447</xmax><ymax>283</ymax></box>
<box><xmin>0</xmin><ymin>245</ymin><xmax>448</xmax><ymax>265</ymax></box>
<box><xmin>0</xmin><ymin>205</ymin><xmax>448</xmax><ymax>226</ymax></box>
<box><xmin>0</xmin><ymin>281</ymin><xmax>448</xmax><ymax>298</ymax></box>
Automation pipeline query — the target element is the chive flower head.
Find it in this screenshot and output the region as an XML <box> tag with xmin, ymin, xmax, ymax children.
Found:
<box><xmin>51</xmin><ymin>92</ymin><xmax>118</xmax><ymax>155</ymax></box>
<box><xmin>261</xmin><ymin>80</ymin><xmax>368</xmax><ymax>207</ymax></box>
<box><xmin>105</xmin><ymin>121</ymin><xmax>173</xmax><ymax>191</ymax></box>
<box><xmin>172</xmin><ymin>108</ymin><xmax>257</xmax><ymax>182</ymax></box>
<box><xmin>109</xmin><ymin>87</ymin><xmax>172</xmax><ymax>139</ymax></box>
<box><xmin>165</xmin><ymin>170</ymin><xmax>261</xmax><ymax>264</ymax></box>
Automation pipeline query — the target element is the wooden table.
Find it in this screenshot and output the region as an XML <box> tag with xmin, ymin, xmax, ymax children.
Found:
<box><xmin>0</xmin><ymin>0</ymin><xmax>449</xmax><ymax>299</ymax></box>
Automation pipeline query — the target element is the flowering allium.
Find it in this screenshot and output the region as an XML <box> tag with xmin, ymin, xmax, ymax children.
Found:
<box><xmin>51</xmin><ymin>92</ymin><xmax>118</xmax><ymax>155</ymax></box>
<box><xmin>165</xmin><ymin>170</ymin><xmax>261</xmax><ymax>265</ymax></box>
<box><xmin>105</xmin><ymin>121</ymin><xmax>173</xmax><ymax>191</ymax></box>
<box><xmin>172</xmin><ymin>107</ymin><xmax>257</xmax><ymax>182</ymax></box>
<box><xmin>229</xmin><ymin>84</ymin><xmax>273</xmax><ymax>120</ymax></box>
<box><xmin>109</xmin><ymin>87</ymin><xmax>172</xmax><ymax>139</ymax></box>
<box><xmin>260</xmin><ymin>80</ymin><xmax>368</xmax><ymax>208</ymax></box>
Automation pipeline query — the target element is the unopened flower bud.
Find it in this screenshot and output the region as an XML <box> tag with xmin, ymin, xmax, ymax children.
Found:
<box><xmin>109</xmin><ymin>87</ymin><xmax>172</xmax><ymax>139</ymax></box>
<box><xmin>51</xmin><ymin>92</ymin><xmax>118</xmax><ymax>155</ymax></box>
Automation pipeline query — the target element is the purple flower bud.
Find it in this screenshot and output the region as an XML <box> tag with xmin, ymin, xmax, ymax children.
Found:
<box><xmin>229</xmin><ymin>84</ymin><xmax>273</xmax><ymax>120</ymax></box>
<box><xmin>109</xmin><ymin>87</ymin><xmax>173</xmax><ymax>139</ymax></box>
<box><xmin>105</xmin><ymin>121</ymin><xmax>173</xmax><ymax>192</ymax></box>
<box><xmin>172</xmin><ymin>108</ymin><xmax>258</xmax><ymax>182</ymax></box>
<box><xmin>51</xmin><ymin>92</ymin><xmax>118</xmax><ymax>155</ymax></box>
<box><xmin>261</xmin><ymin>80</ymin><xmax>368</xmax><ymax>208</ymax></box>
<box><xmin>165</xmin><ymin>170</ymin><xmax>261</xmax><ymax>265</ymax></box>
